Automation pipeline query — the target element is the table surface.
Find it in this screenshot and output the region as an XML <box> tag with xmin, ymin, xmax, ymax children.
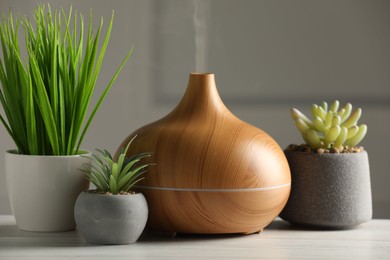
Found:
<box><xmin>0</xmin><ymin>215</ymin><xmax>389</xmax><ymax>260</ymax></box>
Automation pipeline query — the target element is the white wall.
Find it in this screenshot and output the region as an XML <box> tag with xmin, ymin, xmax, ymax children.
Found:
<box><xmin>0</xmin><ymin>0</ymin><xmax>389</xmax><ymax>218</ymax></box>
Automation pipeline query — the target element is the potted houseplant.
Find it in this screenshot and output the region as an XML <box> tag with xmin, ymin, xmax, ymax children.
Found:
<box><xmin>74</xmin><ymin>136</ymin><xmax>152</xmax><ymax>245</ymax></box>
<box><xmin>0</xmin><ymin>4</ymin><xmax>131</xmax><ymax>231</ymax></box>
<box><xmin>280</xmin><ymin>100</ymin><xmax>372</xmax><ymax>229</ymax></box>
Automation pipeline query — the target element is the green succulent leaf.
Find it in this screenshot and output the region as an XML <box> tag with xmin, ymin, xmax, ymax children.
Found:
<box><xmin>122</xmin><ymin>176</ymin><xmax>146</xmax><ymax>193</ymax></box>
<box><xmin>326</xmin><ymin>125</ymin><xmax>341</xmax><ymax>144</ymax></box>
<box><xmin>96</xmin><ymin>149</ymin><xmax>114</xmax><ymax>167</ymax></box>
<box><xmin>119</xmin><ymin>158</ymin><xmax>140</xmax><ymax>179</ymax></box>
<box><xmin>332</xmin><ymin>115</ymin><xmax>341</xmax><ymax>127</ymax></box>
<box><xmin>317</xmin><ymin>106</ymin><xmax>327</xmax><ymax>120</ymax></box>
<box><xmin>334</xmin><ymin>127</ymin><xmax>348</xmax><ymax>148</ymax></box>
<box><xmin>90</xmin><ymin>169</ymin><xmax>110</xmax><ymax>191</ymax></box>
<box><xmin>306</xmin><ymin>129</ymin><xmax>322</xmax><ymax>149</ymax></box>
<box><xmin>311</xmin><ymin>104</ymin><xmax>320</xmax><ymax>118</ymax></box>
<box><xmin>313</xmin><ymin>116</ymin><xmax>327</xmax><ymax>133</ymax></box>
<box><xmin>341</xmin><ymin>108</ymin><xmax>362</xmax><ymax>128</ymax></box>
<box><xmin>345</xmin><ymin>124</ymin><xmax>367</xmax><ymax>147</ymax></box>
<box><xmin>291</xmin><ymin>108</ymin><xmax>313</xmax><ymax>128</ymax></box>
<box><xmin>321</xmin><ymin>101</ymin><xmax>328</xmax><ymax>112</ymax></box>
<box><xmin>112</xmin><ymin>162</ymin><xmax>119</xmax><ymax>180</ymax></box>
<box><xmin>339</xmin><ymin>103</ymin><xmax>352</xmax><ymax>123</ymax></box>
<box><xmin>294</xmin><ymin>118</ymin><xmax>310</xmax><ymax>135</ymax></box>
<box><xmin>347</xmin><ymin>125</ymin><xmax>359</xmax><ymax>139</ymax></box>
<box><xmin>109</xmin><ymin>175</ymin><xmax>118</xmax><ymax>194</ymax></box>
<box><xmin>330</xmin><ymin>100</ymin><xmax>340</xmax><ymax>113</ymax></box>
<box><xmin>325</xmin><ymin>111</ymin><xmax>333</xmax><ymax>127</ymax></box>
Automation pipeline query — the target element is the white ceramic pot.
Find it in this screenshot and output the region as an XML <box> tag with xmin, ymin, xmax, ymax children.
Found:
<box><xmin>5</xmin><ymin>150</ymin><xmax>90</xmax><ymax>232</ymax></box>
<box><xmin>74</xmin><ymin>191</ymin><xmax>148</xmax><ymax>244</ymax></box>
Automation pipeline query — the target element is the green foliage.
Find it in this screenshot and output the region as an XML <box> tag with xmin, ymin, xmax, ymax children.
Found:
<box><xmin>81</xmin><ymin>136</ymin><xmax>153</xmax><ymax>194</ymax></box>
<box><xmin>0</xmin><ymin>4</ymin><xmax>132</xmax><ymax>155</ymax></box>
<box><xmin>291</xmin><ymin>100</ymin><xmax>367</xmax><ymax>149</ymax></box>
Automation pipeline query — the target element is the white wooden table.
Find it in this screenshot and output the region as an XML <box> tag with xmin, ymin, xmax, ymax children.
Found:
<box><xmin>0</xmin><ymin>215</ymin><xmax>389</xmax><ymax>259</ymax></box>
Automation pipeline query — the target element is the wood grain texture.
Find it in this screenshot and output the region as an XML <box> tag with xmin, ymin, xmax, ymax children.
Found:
<box><xmin>140</xmin><ymin>187</ymin><xmax>291</xmax><ymax>234</ymax></box>
<box><xmin>117</xmin><ymin>73</ymin><xmax>291</xmax><ymax>233</ymax></box>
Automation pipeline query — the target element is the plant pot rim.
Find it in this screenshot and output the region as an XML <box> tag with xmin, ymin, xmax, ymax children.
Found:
<box><xmin>284</xmin><ymin>149</ymin><xmax>367</xmax><ymax>157</ymax></box>
<box><xmin>83</xmin><ymin>190</ymin><xmax>143</xmax><ymax>196</ymax></box>
<box><xmin>6</xmin><ymin>149</ymin><xmax>91</xmax><ymax>158</ymax></box>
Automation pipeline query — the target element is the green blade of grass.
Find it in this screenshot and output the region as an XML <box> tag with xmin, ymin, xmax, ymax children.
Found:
<box><xmin>75</xmin><ymin>47</ymin><xmax>132</xmax><ymax>152</ymax></box>
<box><xmin>28</xmin><ymin>52</ymin><xmax>60</xmax><ymax>155</ymax></box>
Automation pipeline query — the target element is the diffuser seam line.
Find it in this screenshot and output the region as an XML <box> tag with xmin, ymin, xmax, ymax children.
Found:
<box><xmin>134</xmin><ymin>183</ymin><xmax>291</xmax><ymax>192</ymax></box>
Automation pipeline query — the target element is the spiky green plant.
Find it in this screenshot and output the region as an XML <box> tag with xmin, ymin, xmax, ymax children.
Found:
<box><xmin>291</xmin><ymin>100</ymin><xmax>367</xmax><ymax>149</ymax></box>
<box><xmin>81</xmin><ymin>136</ymin><xmax>153</xmax><ymax>194</ymax></box>
<box><xmin>0</xmin><ymin>4</ymin><xmax>132</xmax><ymax>155</ymax></box>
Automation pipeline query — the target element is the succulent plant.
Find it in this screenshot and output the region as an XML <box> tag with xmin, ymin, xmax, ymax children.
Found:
<box><xmin>81</xmin><ymin>136</ymin><xmax>153</xmax><ymax>194</ymax></box>
<box><xmin>291</xmin><ymin>100</ymin><xmax>367</xmax><ymax>150</ymax></box>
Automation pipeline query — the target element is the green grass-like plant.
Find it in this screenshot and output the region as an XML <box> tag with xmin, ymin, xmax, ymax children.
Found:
<box><xmin>81</xmin><ymin>136</ymin><xmax>153</xmax><ymax>195</ymax></box>
<box><xmin>0</xmin><ymin>4</ymin><xmax>131</xmax><ymax>155</ymax></box>
<box><xmin>291</xmin><ymin>100</ymin><xmax>367</xmax><ymax>149</ymax></box>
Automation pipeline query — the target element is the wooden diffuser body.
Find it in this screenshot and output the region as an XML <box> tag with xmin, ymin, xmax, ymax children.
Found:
<box><xmin>117</xmin><ymin>73</ymin><xmax>291</xmax><ymax>234</ymax></box>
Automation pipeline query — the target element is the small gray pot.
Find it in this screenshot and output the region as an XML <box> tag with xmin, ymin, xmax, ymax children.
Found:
<box><xmin>74</xmin><ymin>191</ymin><xmax>148</xmax><ymax>244</ymax></box>
<box><xmin>280</xmin><ymin>150</ymin><xmax>372</xmax><ymax>229</ymax></box>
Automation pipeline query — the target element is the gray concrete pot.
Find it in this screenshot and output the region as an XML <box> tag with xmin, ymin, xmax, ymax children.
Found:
<box><xmin>280</xmin><ymin>150</ymin><xmax>372</xmax><ymax>229</ymax></box>
<box><xmin>74</xmin><ymin>191</ymin><xmax>148</xmax><ymax>244</ymax></box>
